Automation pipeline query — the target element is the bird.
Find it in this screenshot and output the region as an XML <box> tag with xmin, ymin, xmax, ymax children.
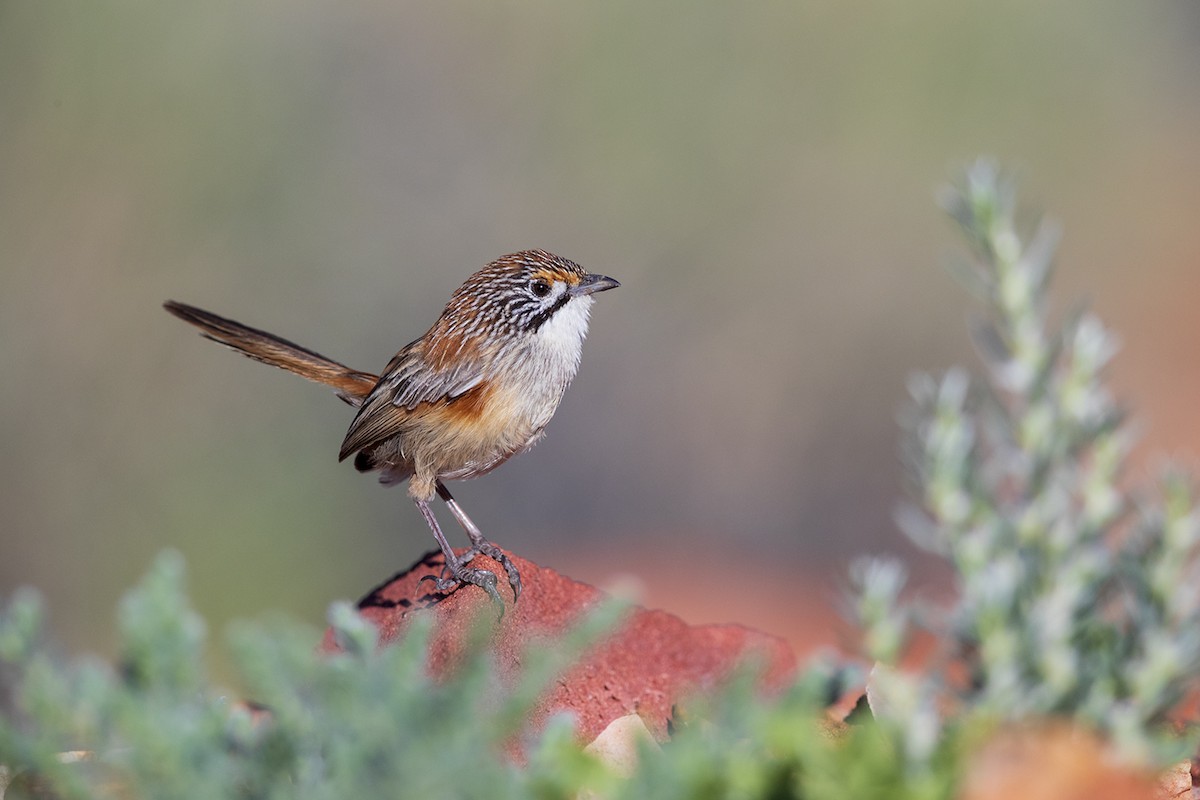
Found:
<box><xmin>164</xmin><ymin>249</ymin><xmax>619</xmax><ymax>606</ymax></box>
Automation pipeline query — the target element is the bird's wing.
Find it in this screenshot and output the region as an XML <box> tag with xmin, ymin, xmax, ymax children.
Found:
<box><xmin>337</xmin><ymin>343</ymin><xmax>486</xmax><ymax>461</ymax></box>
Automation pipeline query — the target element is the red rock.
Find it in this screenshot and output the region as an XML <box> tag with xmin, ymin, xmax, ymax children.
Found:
<box><xmin>320</xmin><ymin>549</ymin><xmax>797</xmax><ymax>742</ymax></box>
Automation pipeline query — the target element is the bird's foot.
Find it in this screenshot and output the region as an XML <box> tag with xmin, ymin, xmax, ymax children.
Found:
<box><xmin>458</xmin><ymin>542</ymin><xmax>522</xmax><ymax>602</ymax></box>
<box><xmin>419</xmin><ymin>561</ymin><xmax>504</xmax><ymax>610</ymax></box>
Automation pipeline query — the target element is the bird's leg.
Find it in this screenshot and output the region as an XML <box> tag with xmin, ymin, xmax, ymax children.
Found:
<box><xmin>414</xmin><ymin>497</ymin><xmax>503</xmax><ymax>608</ymax></box>
<box><xmin>436</xmin><ymin>481</ymin><xmax>522</xmax><ymax>601</ymax></box>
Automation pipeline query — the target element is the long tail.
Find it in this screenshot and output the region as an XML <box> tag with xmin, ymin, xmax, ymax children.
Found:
<box><xmin>163</xmin><ymin>301</ymin><xmax>378</xmax><ymax>407</ymax></box>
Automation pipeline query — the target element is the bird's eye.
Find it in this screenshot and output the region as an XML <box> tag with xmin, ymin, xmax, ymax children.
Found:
<box><xmin>530</xmin><ymin>279</ymin><xmax>552</xmax><ymax>298</ymax></box>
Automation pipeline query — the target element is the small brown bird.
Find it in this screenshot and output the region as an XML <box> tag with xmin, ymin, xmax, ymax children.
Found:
<box><xmin>165</xmin><ymin>249</ymin><xmax>619</xmax><ymax>605</ymax></box>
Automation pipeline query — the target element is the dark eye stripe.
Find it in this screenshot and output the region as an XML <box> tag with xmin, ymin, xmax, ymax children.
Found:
<box><xmin>526</xmin><ymin>290</ymin><xmax>573</xmax><ymax>333</ymax></box>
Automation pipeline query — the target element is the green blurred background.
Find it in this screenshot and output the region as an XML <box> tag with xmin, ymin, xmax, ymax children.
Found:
<box><xmin>3</xmin><ymin>1</ymin><xmax>1199</xmax><ymax>669</ymax></box>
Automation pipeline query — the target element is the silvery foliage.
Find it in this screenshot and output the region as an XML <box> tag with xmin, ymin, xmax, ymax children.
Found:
<box><xmin>856</xmin><ymin>160</ymin><xmax>1200</xmax><ymax>762</ymax></box>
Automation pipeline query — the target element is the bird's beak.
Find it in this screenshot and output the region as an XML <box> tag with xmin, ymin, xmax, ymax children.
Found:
<box><xmin>573</xmin><ymin>273</ymin><xmax>621</xmax><ymax>297</ymax></box>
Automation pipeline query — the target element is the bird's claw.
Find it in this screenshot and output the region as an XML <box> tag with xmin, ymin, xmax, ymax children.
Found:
<box><xmin>472</xmin><ymin>543</ymin><xmax>522</xmax><ymax>602</ymax></box>
<box><xmin>419</xmin><ymin>564</ymin><xmax>504</xmax><ymax>611</ymax></box>
<box><xmin>452</xmin><ymin>544</ymin><xmax>522</xmax><ymax>602</ymax></box>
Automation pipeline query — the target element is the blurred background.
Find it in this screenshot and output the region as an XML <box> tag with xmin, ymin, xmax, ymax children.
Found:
<box><xmin>2</xmin><ymin>1</ymin><xmax>1199</xmax><ymax>677</ymax></box>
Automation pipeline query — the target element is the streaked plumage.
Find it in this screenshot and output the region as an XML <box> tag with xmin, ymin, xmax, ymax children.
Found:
<box><xmin>164</xmin><ymin>249</ymin><xmax>619</xmax><ymax>605</ymax></box>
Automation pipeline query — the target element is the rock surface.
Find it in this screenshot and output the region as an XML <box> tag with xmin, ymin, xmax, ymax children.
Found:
<box><xmin>321</xmin><ymin>549</ymin><xmax>796</xmax><ymax>742</ymax></box>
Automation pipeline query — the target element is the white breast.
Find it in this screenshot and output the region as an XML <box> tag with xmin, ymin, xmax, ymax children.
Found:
<box><xmin>501</xmin><ymin>294</ymin><xmax>595</xmax><ymax>432</ymax></box>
